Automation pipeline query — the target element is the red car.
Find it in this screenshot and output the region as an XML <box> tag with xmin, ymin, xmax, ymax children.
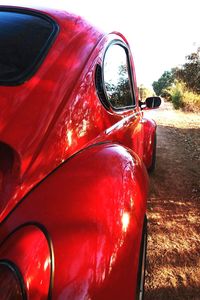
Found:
<box><xmin>0</xmin><ymin>5</ymin><xmax>160</xmax><ymax>300</ymax></box>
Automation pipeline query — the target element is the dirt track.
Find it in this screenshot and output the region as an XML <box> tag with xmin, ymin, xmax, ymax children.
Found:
<box><xmin>144</xmin><ymin>101</ymin><xmax>200</xmax><ymax>299</ymax></box>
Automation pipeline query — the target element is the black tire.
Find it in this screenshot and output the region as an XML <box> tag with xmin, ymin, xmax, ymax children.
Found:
<box><xmin>148</xmin><ymin>133</ymin><xmax>157</xmax><ymax>173</ymax></box>
<box><xmin>136</xmin><ymin>216</ymin><xmax>147</xmax><ymax>300</ymax></box>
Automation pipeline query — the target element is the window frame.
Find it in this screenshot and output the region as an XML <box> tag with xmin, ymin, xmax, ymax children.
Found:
<box><xmin>0</xmin><ymin>7</ymin><xmax>59</xmax><ymax>86</ymax></box>
<box><xmin>102</xmin><ymin>40</ymin><xmax>136</xmax><ymax>112</ymax></box>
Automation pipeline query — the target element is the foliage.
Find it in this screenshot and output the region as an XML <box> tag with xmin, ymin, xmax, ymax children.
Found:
<box><xmin>169</xmin><ymin>82</ymin><xmax>183</xmax><ymax>109</ymax></box>
<box><xmin>161</xmin><ymin>90</ymin><xmax>172</xmax><ymax>101</ymax></box>
<box><xmin>168</xmin><ymin>80</ymin><xmax>200</xmax><ymax>111</ymax></box>
<box><xmin>138</xmin><ymin>84</ymin><xmax>154</xmax><ymax>100</ymax></box>
<box><xmin>175</xmin><ymin>48</ymin><xmax>200</xmax><ymax>94</ymax></box>
<box><xmin>152</xmin><ymin>47</ymin><xmax>200</xmax><ymax>111</ymax></box>
<box><xmin>181</xmin><ymin>88</ymin><xmax>200</xmax><ymax>112</ymax></box>
<box><xmin>152</xmin><ymin>70</ymin><xmax>175</xmax><ymax>96</ymax></box>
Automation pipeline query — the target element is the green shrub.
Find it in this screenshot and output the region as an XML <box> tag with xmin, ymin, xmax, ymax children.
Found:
<box><xmin>161</xmin><ymin>90</ymin><xmax>172</xmax><ymax>101</ymax></box>
<box><xmin>172</xmin><ymin>90</ymin><xmax>183</xmax><ymax>109</ymax></box>
<box><xmin>168</xmin><ymin>81</ymin><xmax>184</xmax><ymax>109</ymax></box>
<box><xmin>167</xmin><ymin>81</ymin><xmax>200</xmax><ymax>111</ymax></box>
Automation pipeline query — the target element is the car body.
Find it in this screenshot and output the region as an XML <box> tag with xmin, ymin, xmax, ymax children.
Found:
<box><xmin>0</xmin><ymin>5</ymin><xmax>160</xmax><ymax>300</ymax></box>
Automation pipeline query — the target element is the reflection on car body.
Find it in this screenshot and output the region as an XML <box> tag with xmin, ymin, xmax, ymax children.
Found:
<box><xmin>0</xmin><ymin>5</ymin><xmax>160</xmax><ymax>300</ymax></box>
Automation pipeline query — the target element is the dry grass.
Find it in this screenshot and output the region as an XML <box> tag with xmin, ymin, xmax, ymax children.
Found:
<box><xmin>167</xmin><ymin>81</ymin><xmax>200</xmax><ymax>112</ymax></box>
<box><xmin>182</xmin><ymin>89</ymin><xmax>200</xmax><ymax>113</ymax></box>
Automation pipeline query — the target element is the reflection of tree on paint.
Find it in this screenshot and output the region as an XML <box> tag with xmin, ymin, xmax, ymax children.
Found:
<box><xmin>105</xmin><ymin>64</ymin><xmax>132</xmax><ymax>108</ymax></box>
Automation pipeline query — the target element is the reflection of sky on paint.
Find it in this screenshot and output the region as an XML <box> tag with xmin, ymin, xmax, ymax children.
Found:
<box><xmin>2</xmin><ymin>0</ymin><xmax>200</xmax><ymax>88</ymax></box>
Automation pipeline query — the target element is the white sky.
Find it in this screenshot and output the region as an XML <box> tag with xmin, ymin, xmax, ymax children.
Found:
<box><xmin>1</xmin><ymin>0</ymin><xmax>200</xmax><ymax>88</ymax></box>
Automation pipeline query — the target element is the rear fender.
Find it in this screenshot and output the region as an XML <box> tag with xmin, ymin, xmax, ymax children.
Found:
<box><xmin>0</xmin><ymin>143</ymin><xmax>148</xmax><ymax>299</ymax></box>
<box><xmin>0</xmin><ymin>224</ymin><xmax>52</xmax><ymax>299</ymax></box>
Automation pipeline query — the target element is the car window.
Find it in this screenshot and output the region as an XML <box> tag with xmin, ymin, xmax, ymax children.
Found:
<box><xmin>103</xmin><ymin>43</ymin><xmax>135</xmax><ymax>109</ymax></box>
<box><xmin>0</xmin><ymin>9</ymin><xmax>58</xmax><ymax>85</ymax></box>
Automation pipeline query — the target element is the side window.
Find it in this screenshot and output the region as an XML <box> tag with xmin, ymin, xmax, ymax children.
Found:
<box><xmin>0</xmin><ymin>9</ymin><xmax>58</xmax><ymax>85</ymax></box>
<box><xmin>103</xmin><ymin>43</ymin><xmax>135</xmax><ymax>109</ymax></box>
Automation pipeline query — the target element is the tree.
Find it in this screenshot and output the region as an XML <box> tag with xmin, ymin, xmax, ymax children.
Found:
<box><xmin>152</xmin><ymin>70</ymin><xmax>175</xmax><ymax>96</ymax></box>
<box><xmin>175</xmin><ymin>47</ymin><xmax>200</xmax><ymax>94</ymax></box>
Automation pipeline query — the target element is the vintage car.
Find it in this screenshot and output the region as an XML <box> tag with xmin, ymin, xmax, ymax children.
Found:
<box><xmin>0</xmin><ymin>5</ymin><xmax>161</xmax><ymax>300</ymax></box>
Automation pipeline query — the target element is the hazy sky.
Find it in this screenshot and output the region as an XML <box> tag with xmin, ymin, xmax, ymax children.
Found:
<box><xmin>2</xmin><ymin>0</ymin><xmax>200</xmax><ymax>88</ymax></box>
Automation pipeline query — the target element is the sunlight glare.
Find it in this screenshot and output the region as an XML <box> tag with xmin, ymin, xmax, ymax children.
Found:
<box><xmin>122</xmin><ymin>212</ymin><xmax>130</xmax><ymax>232</ymax></box>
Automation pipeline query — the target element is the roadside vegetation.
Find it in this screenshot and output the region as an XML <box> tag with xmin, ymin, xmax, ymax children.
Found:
<box><xmin>152</xmin><ymin>47</ymin><xmax>200</xmax><ymax>112</ymax></box>
<box><xmin>138</xmin><ymin>84</ymin><xmax>154</xmax><ymax>100</ymax></box>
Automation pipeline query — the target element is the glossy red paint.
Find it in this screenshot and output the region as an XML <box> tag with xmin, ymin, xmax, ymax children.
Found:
<box><xmin>0</xmin><ymin>225</ymin><xmax>51</xmax><ymax>299</ymax></box>
<box><xmin>142</xmin><ymin>117</ymin><xmax>157</xmax><ymax>169</ymax></box>
<box><xmin>0</xmin><ymin>5</ymin><xmax>160</xmax><ymax>300</ymax></box>
<box><xmin>0</xmin><ymin>6</ymin><xmax>104</xmax><ymax>220</ymax></box>
<box><xmin>0</xmin><ymin>144</ymin><xmax>148</xmax><ymax>299</ymax></box>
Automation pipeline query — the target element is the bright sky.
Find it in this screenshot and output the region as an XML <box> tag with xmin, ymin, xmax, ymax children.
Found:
<box><xmin>1</xmin><ymin>0</ymin><xmax>200</xmax><ymax>88</ymax></box>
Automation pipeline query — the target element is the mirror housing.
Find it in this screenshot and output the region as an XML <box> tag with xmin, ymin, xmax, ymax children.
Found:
<box><xmin>145</xmin><ymin>96</ymin><xmax>161</xmax><ymax>109</ymax></box>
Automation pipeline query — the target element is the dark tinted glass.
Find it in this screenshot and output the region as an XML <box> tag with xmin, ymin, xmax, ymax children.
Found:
<box><xmin>145</xmin><ymin>96</ymin><xmax>161</xmax><ymax>108</ymax></box>
<box><xmin>0</xmin><ymin>10</ymin><xmax>57</xmax><ymax>85</ymax></box>
<box><xmin>103</xmin><ymin>44</ymin><xmax>134</xmax><ymax>109</ymax></box>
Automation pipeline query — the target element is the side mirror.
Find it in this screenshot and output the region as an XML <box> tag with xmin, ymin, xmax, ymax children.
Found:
<box><xmin>145</xmin><ymin>96</ymin><xmax>161</xmax><ymax>109</ymax></box>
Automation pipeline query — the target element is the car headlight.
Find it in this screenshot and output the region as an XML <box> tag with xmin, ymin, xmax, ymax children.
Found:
<box><xmin>0</xmin><ymin>260</ymin><xmax>26</xmax><ymax>300</ymax></box>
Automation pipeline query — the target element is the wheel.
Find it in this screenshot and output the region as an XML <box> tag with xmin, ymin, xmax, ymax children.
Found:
<box><xmin>148</xmin><ymin>133</ymin><xmax>157</xmax><ymax>173</ymax></box>
<box><xmin>136</xmin><ymin>216</ymin><xmax>147</xmax><ymax>300</ymax></box>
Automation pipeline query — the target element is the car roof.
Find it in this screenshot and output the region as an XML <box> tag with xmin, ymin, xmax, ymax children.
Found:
<box><xmin>0</xmin><ymin>5</ymin><xmax>103</xmax><ymax>36</ymax></box>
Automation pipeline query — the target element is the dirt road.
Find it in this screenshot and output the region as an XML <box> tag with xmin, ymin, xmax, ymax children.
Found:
<box><xmin>144</xmin><ymin>101</ymin><xmax>200</xmax><ymax>299</ymax></box>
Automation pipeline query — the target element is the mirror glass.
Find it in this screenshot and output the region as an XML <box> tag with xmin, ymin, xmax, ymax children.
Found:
<box><xmin>145</xmin><ymin>96</ymin><xmax>161</xmax><ymax>108</ymax></box>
